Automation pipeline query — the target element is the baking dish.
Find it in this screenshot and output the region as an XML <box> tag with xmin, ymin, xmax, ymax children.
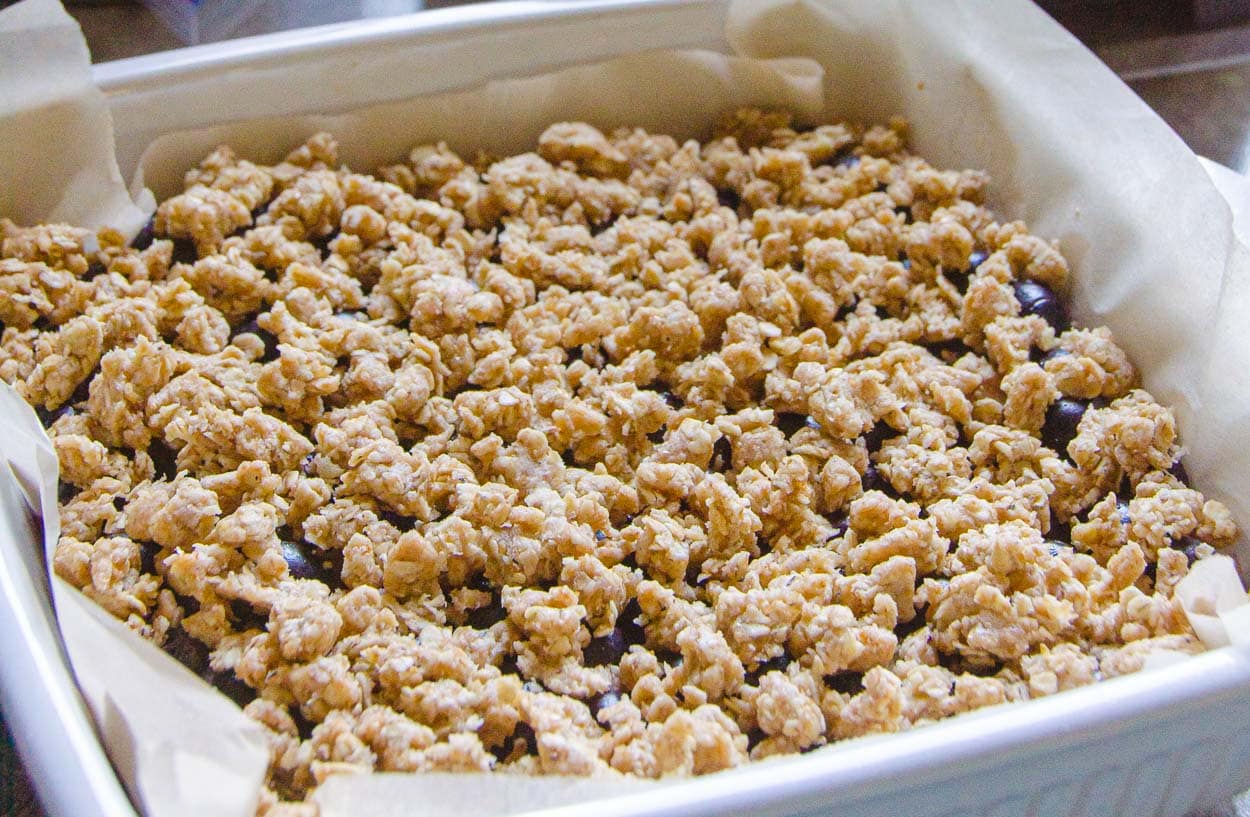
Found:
<box><xmin>4</xmin><ymin>1</ymin><xmax>1250</xmax><ymax>816</ymax></box>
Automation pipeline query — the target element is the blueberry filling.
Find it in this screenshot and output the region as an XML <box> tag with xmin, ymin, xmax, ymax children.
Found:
<box><xmin>232</xmin><ymin>315</ymin><xmax>280</xmax><ymax>362</ymax></box>
<box><xmin>1168</xmin><ymin>458</ymin><xmax>1190</xmax><ymax>485</ymax></box>
<box><xmin>1012</xmin><ymin>279</ymin><xmax>1068</xmax><ymax>330</ymax></box>
<box><xmin>745</xmin><ymin>654</ymin><xmax>790</xmax><ymax>685</ymax></box>
<box><xmin>1041</xmin><ymin>397</ymin><xmax>1089</xmax><ymax>454</ymax></box>
<box><xmin>616</xmin><ymin>599</ymin><xmax>647</xmax><ymax>649</ymax></box>
<box><xmin>826</xmin><ymin>513</ymin><xmax>850</xmax><ymax>541</ymax></box>
<box><xmin>710</xmin><ymin>436</ymin><xmax>733</xmax><ymax>472</ymax></box>
<box><xmin>147</xmin><ymin>438</ymin><xmax>179</xmax><ymax>481</ymax></box>
<box><xmin>824</xmin><ymin>670</ymin><xmax>864</xmax><ymax>695</ymax></box>
<box><xmin>1170</xmin><ymin>535</ymin><xmax>1204</xmax><ymax>566</ymax></box>
<box><xmin>584</xmin><ymin>628</ymin><xmax>630</xmax><ymax>667</ymax></box>
<box><xmin>129</xmin><ymin>218</ymin><xmax>156</xmax><ymax>251</ymax></box>
<box><xmin>466</xmin><ymin>595</ymin><xmax>508</xmax><ymax>629</ymax></box>
<box><xmin>863</xmin><ymin>421</ymin><xmax>894</xmax><ymax>453</ymax></box>
<box><xmin>588</xmin><ymin>688</ymin><xmax>622</xmax><ymax>720</ymax></box>
<box><xmin>489</xmin><ymin>719</ymin><xmax>537</xmax><ymax>762</ymax></box>
<box><xmin>775</xmin><ymin>412</ymin><xmax>809</xmax><ymax>438</ymax></box>
<box><xmin>170</xmin><ymin>237</ymin><xmax>199</xmax><ymax>267</ymax></box>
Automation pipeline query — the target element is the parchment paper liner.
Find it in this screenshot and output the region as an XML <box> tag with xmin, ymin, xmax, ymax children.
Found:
<box><xmin>2</xmin><ymin>0</ymin><xmax>1250</xmax><ymax>815</ymax></box>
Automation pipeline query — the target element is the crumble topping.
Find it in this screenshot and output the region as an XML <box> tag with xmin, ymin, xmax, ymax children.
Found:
<box><xmin>2</xmin><ymin>109</ymin><xmax>1237</xmax><ymax>809</ymax></box>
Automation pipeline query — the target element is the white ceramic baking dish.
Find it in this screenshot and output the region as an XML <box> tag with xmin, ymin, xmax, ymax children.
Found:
<box><xmin>4</xmin><ymin>2</ymin><xmax>1250</xmax><ymax>816</ymax></box>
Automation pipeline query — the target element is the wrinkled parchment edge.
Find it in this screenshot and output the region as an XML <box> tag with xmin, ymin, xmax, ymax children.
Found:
<box><xmin>2</xmin><ymin>0</ymin><xmax>1250</xmax><ymax>815</ymax></box>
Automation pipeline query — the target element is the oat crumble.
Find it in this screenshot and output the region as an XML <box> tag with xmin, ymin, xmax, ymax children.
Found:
<box><xmin>2</xmin><ymin>109</ymin><xmax>1237</xmax><ymax>810</ymax></box>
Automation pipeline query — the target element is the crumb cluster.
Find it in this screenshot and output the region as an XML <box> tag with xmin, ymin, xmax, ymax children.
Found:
<box><xmin>2</xmin><ymin>109</ymin><xmax>1236</xmax><ymax>812</ymax></box>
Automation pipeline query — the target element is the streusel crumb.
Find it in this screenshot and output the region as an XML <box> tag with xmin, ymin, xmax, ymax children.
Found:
<box><xmin>5</xmin><ymin>109</ymin><xmax>1235</xmax><ymax>808</ymax></box>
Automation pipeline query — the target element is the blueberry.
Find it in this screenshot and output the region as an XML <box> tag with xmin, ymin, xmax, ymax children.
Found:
<box><xmin>310</xmin><ymin>230</ymin><xmax>340</xmax><ymax>259</ymax></box>
<box><xmin>824</xmin><ymin>670</ymin><xmax>864</xmax><ymax>694</ymax></box>
<box><xmin>565</xmin><ymin>346</ymin><xmax>584</xmax><ymax>364</ymax></box>
<box><xmin>834</xmin><ymin>299</ymin><xmax>859</xmax><ymax>322</ymax></box>
<box><xmin>655</xmin><ymin>648</ymin><xmax>683</xmax><ymax>667</ymax></box>
<box><xmin>717</xmin><ymin>188</ymin><xmax>742</xmax><ymax>210</ymax></box>
<box><xmin>446</xmin><ymin>383</ymin><xmax>484</xmax><ymax>398</ymax></box>
<box><xmin>945</xmin><ymin>269</ymin><xmax>971</xmax><ymax>294</ymax></box>
<box><xmin>659</xmin><ymin>388</ymin><xmax>684</xmax><ymax>409</ymax></box>
<box><xmin>1041</xmin><ymin>398</ymin><xmax>1089</xmax><ymax>454</ymax></box>
<box><xmin>594</xmin><ymin>529</ymin><xmax>607</xmax><ymax>542</ymax></box>
<box><xmin>36</xmin><ymin>402</ymin><xmax>74</xmax><ymax>429</ymax></box>
<box><xmin>1117</xmin><ymin>499</ymin><xmax>1131</xmax><ymax>526</ymax></box>
<box><xmin>466</xmin><ymin>597</ymin><xmax>508</xmax><ymax>629</ymax></box>
<box><xmin>616</xmin><ymin>599</ymin><xmax>647</xmax><ymax>648</ymax></box>
<box><xmin>1039</xmin><ymin>347</ymin><xmax>1071</xmax><ymax>367</ymax></box>
<box><xmin>163</xmin><ymin>627</ymin><xmax>209</xmax><ymax>674</ymax></box>
<box><xmin>1168</xmin><ymin>458</ymin><xmax>1190</xmax><ymax>485</ymax></box>
<box><xmin>380</xmin><ymin>510</ymin><xmax>417</xmax><ymax>531</ymax></box>
<box><xmin>147</xmin><ymin>438</ymin><xmax>179</xmax><ymax>481</ymax></box>
<box><xmin>967</xmin><ymin>250</ymin><xmax>988</xmax><ymax>271</ymax></box>
<box><xmin>300</xmin><ymin>452</ymin><xmax>318</xmax><ymax>478</ymax></box>
<box><xmin>1012</xmin><ymin>280</ymin><xmax>1068</xmax><ymax>330</ymax></box>
<box><xmin>170</xmin><ymin>238</ymin><xmax>199</xmax><ymax>267</ymax></box>
<box><xmin>281</xmin><ymin>540</ymin><xmax>320</xmax><ymax>582</ymax></box>
<box><xmin>139</xmin><ymin>541</ymin><xmax>161</xmax><ymax>576</ymax></box>
<box><xmin>130</xmin><ymin>218</ymin><xmax>156</xmax><ymax>251</ymax></box>
<box><xmin>1048</xmin><ymin>511</ymin><xmax>1071</xmax><ymax>545</ymax></box>
<box><xmin>746</xmin><ymin>654</ymin><xmax>790</xmax><ymax>685</ymax></box>
<box><xmin>826</xmin><ymin>513</ymin><xmax>849</xmax><ymax>541</ymax></box>
<box><xmin>1045</xmin><ymin>539</ymin><xmax>1069</xmax><ymax>557</ymax></box>
<box><xmin>863</xmin><ymin>421</ymin><xmax>893</xmax><ymax>453</ymax></box>
<box><xmin>68</xmin><ymin>370</ymin><xmax>95</xmax><ymax>406</ymax></box>
<box><xmin>895</xmin><ymin>609</ymin><xmax>928</xmax><ymax>639</ymax></box>
<box><xmin>646</xmin><ymin>427</ymin><xmax>666</xmax><ymax>445</ymax></box>
<box><xmin>84</xmin><ymin>261</ymin><xmax>107</xmax><ymax>281</ymax></box>
<box><xmin>57</xmin><ymin>481</ymin><xmax>78</xmax><ymax>505</ymax></box>
<box><xmin>926</xmin><ymin>338</ymin><xmax>971</xmax><ymax>362</ymax></box>
<box><xmin>163</xmin><ymin>626</ymin><xmax>253</xmax><ymax>706</ymax></box>
<box><xmin>710</xmin><ymin>436</ymin><xmax>733</xmax><ymax>472</ymax></box>
<box><xmin>281</xmin><ymin>539</ymin><xmax>343</xmax><ymax>587</ymax></box>
<box><xmin>492</xmin><ymin>721</ymin><xmax>538</xmax><ymax>762</ymax></box>
<box><xmin>833</xmin><ymin>152</ymin><xmax>860</xmax><ymax>169</ymax></box>
<box><xmin>232</xmin><ymin>315</ymin><xmax>279</xmax><ymax>362</ymax></box>
<box><xmin>861</xmin><ymin>460</ymin><xmax>887</xmax><ymax>493</ymax></box>
<box><xmin>203</xmin><ymin>666</ymin><xmax>256</xmax><ymax>708</ymax></box>
<box><xmin>291</xmin><ymin>708</ymin><xmax>315</xmax><ymax>741</ymax></box>
<box><xmin>584</xmin><ymin>628</ymin><xmax>629</xmax><ymax>667</ymax></box>
<box><xmin>589</xmin><ymin>689</ymin><xmax>622</xmax><ymax>720</ymax></box>
<box><xmin>775</xmin><ymin>412</ymin><xmax>808</xmax><ymax>438</ymax></box>
<box><xmin>1171</xmin><ymin>535</ymin><xmax>1204</xmax><ymax>565</ymax></box>
<box><xmin>684</xmin><ymin>560</ymin><xmax>706</xmax><ymax>587</ymax></box>
<box><xmin>228</xmin><ymin>598</ymin><xmax>267</xmax><ymax>630</ymax></box>
<box><xmin>175</xmin><ymin>592</ymin><xmax>201</xmax><ymax>617</ymax></box>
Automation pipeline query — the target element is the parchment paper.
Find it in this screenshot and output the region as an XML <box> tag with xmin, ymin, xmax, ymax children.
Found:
<box><xmin>0</xmin><ymin>0</ymin><xmax>151</xmax><ymax>233</ymax></box>
<box><xmin>4</xmin><ymin>0</ymin><xmax>1250</xmax><ymax>816</ymax></box>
